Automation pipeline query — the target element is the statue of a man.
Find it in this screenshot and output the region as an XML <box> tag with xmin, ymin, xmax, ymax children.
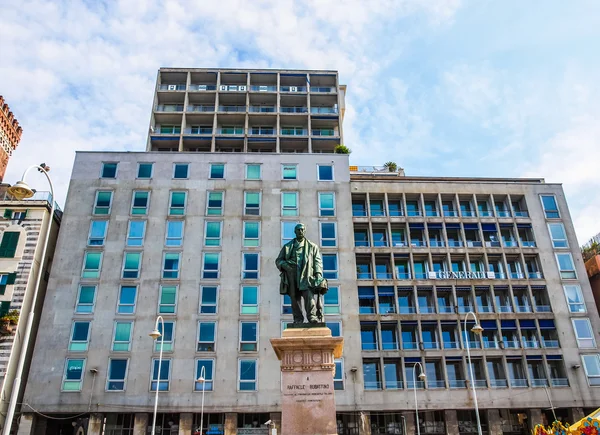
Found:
<box><xmin>276</xmin><ymin>223</ymin><xmax>327</xmax><ymax>324</ymax></box>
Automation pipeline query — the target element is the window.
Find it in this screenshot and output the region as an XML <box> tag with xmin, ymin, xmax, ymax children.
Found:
<box><xmin>241</xmin><ymin>286</ymin><xmax>259</xmax><ymax>314</ymax></box>
<box><xmin>195</xmin><ymin>359</ymin><xmax>214</xmax><ymax>391</ymax></box>
<box><xmin>246</xmin><ymin>164</ymin><xmax>261</xmax><ymax>180</ymax></box>
<box><xmin>94</xmin><ymin>191</ymin><xmax>113</xmax><ymax>215</ymax></box>
<box><xmin>548</xmin><ymin>223</ymin><xmax>568</xmax><ymax>248</ymax></box>
<box><xmin>282</xmin><ymin>221</ymin><xmax>299</xmax><ymax>245</ymax></box>
<box><xmin>320</xmin><ymin>222</ymin><xmax>337</xmax><ymax>247</ymax></box>
<box><xmin>318</xmin><ymin>192</ymin><xmax>335</xmax><ymax>216</ymax></box>
<box><xmin>282</xmin><ymin>192</ymin><xmax>298</xmax><ymax>216</ymax></box>
<box><xmin>151</xmin><ymin>358</ymin><xmax>171</xmax><ymax>391</ymax></box>
<box><xmin>0</xmin><ymin>273</ymin><xmax>14</xmax><ymax>296</ymax></box>
<box><xmin>282</xmin><ymin>295</ymin><xmax>292</xmax><ymax>315</ymax></box>
<box><xmin>541</xmin><ymin>195</ymin><xmax>560</xmax><ymax>218</ymax></box>
<box><xmin>169</xmin><ymin>191</ymin><xmax>187</xmax><ymax>216</ymax></box>
<box><xmin>556</xmin><ymin>253</ymin><xmax>577</xmax><ymax>279</ymax></box>
<box><xmin>564</xmin><ymin>285</ymin><xmax>586</xmax><ymax>313</ymax></box>
<box><xmin>3</xmin><ymin>209</ymin><xmax>27</xmax><ymax>220</ymax></box>
<box><xmin>127</xmin><ymin>220</ymin><xmax>146</xmax><ymax>247</ymax></box>
<box><xmin>323</xmin><ymin>254</ymin><xmax>338</xmax><ymax>280</ymax></box>
<box><xmin>82</xmin><ymin>252</ymin><xmax>102</xmax><ymax>279</ymax></box>
<box><xmin>210</xmin><ymin>163</ymin><xmax>225</xmax><ymax>179</ymax></box>
<box><xmin>137</xmin><ymin>162</ymin><xmax>153</xmax><ymax>179</ymax></box>
<box><xmin>0</xmin><ymin>231</ymin><xmax>19</xmax><ymax>257</ymax></box>
<box><xmin>239</xmin><ymin>359</ymin><xmax>257</xmax><ymax>391</ymax></box>
<box><xmin>582</xmin><ymin>354</ymin><xmax>600</xmax><ymax>386</ymax></box>
<box><xmin>197</xmin><ymin>321</ymin><xmax>216</xmax><ymax>351</ymax></box>
<box><xmin>243</xmin><ymin>221</ymin><xmax>260</xmax><ymax>247</ymax></box>
<box><xmin>88</xmin><ymin>221</ymin><xmax>108</xmax><ymax>246</ymax></box>
<box><xmin>207</xmin><ymin>191</ymin><xmax>224</xmax><ymax>216</ymax></box>
<box><xmin>163</xmin><ymin>252</ymin><xmax>181</xmax><ymax>279</ymax></box>
<box><xmin>69</xmin><ymin>321</ymin><xmax>90</xmax><ymax>352</ymax></box>
<box><xmin>573</xmin><ymin>319</ymin><xmax>596</xmax><ymax>348</ymax></box>
<box><xmin>318</xmin><ymin>164</ymin><xmax>334</xmax><ymax>181</ymax></box>
<box><xmin>107</xmin><ymin>359</ymin><xmax>128</xmax><ymax>391</ymax></box>
<box><xmin>122</xmin><ymin>252</ymin><xmax>141</xmax><ymax>279</ymax></box>
<box><xmin>165</xmin><ymin>221</ymin><xmax>184</xmax><ymax>247</ymax></box>
<box><xmin>101</xmin><ymin>162</ymin><xmax>118</xmax><ymax>178</ymax></box>
<box><xmin>131</xmin><ymin>191</ymin><xmax>149</xmax><ymax>215</ymax></box>
<box><xmin>327</xmin><ymin>321</ymin><xmax>342</xmax><ymax>337</ymax></box>
<box><xmin>240</xmin><ymin>321</ymin><xmax>258</xmax><ymax>351</ymax></box>
<box><xmin>334</xmin><ymin>359</ymin><xmax>344</xmax><ymax>390</ymax></box>
<box><xmin>159</xmin><ymin>285</ymin><xmax>177</xmax><ymax>314</ymax></box>
<box><xmin>62</xmin><ymin>359</ymin><xmax>85</xmax><ymax>391</ymax></box>
<box><xmin>242</xmin><ymin>253</ymin><xmax>259</xmax><ymax>280</ymax></box>
<box><xmin>282</xmin><ymin>164</ymin><xmax>297</xmax><ymax>180</ymax></box>
<box><xmin>154</xmin><ymin>321</ymin><xmax>174</xmax><ymax>351</ymax></box>
<box><xmin>112</xmin><ymin>322</ymin><xmax>133</xmax><ymax>352</ymax></box>
<box><xmin>202</xmin><ymin>253</ymin><xmax>220</xmax><ymax>279</ymax></box>
<box><xmin>244</xmin><ymin>192</ymin><xmax>261</xmax><ymax>216</ymax></box>
<box><xmin>324</xmin><ymin>286</ymin><xmax>340</xmax><ymax>314</ymax></box>
<box><xmin>205</xmin><ymin>221</ymin><xmax>222</xmax><ymax>247</ymax></box>
<box><xmin>117</xmin><ymin>286</ymin><xmax>137</xmax><ymax>314</ymax></box>
<box><xmin>173</xmin><ymin>163</ymin><xmax>189</xmax><ymax>179</ymax></box>
<box><xmin>199</xmin><ymin>286</ymin><xmax>218</xmax><ymax>314</ymax></box>
<box><xmin>75</xmin><ymin>285</ymin><xmax>96</xmax><ymax>313</ymax></box>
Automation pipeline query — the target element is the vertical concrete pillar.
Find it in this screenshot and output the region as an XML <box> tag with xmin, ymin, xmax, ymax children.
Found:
<box><xmin>444</xmin><ymin>410</ymin><xmax>459</xmax><ymax>435</ymax></box>
<box><xmin>134</xmin><ymin>413</ymin><xmax>149</xmax><ymax>435</ymax></box>
<box><xmin>487</xmin><ymin>409</ymin><xmax>503</xmax><ymax>435</ymax></box>
<box><xmin>16</xmin><ymin>413</ymin><xmax>34</xmax><ymax>435</ymax></box>
<box><xmin>570</xmin><ymin>408</ymin><xmax>585</xmax><ymax>424</ymax></box>
<box><xmin>224</xmin><ymin>413</ymin><xmax>237</xmax><ymax>435</ymax></box>
<box><xmin>88</xmin><ymin>413</ymin><xmax>104</xmax><ymax>435</ymax></box>
<box><xmin>528</xmin><ymin>409</ymin><xmax>543</xmax><ymax>428</ymax></box>
<box><xmin>179</xmin><ymin>413</ymin><xmax>193</xmax><ymax>435</ymax></box>
<box><xmin>403</xmin><ymin>411</ymin><xmax>416</xmax><ymax>435</ymax></box>
<box><xmin>359</xmin><ymin>411</ymin><xmax>371</xmax><ymax>435</ymax></box>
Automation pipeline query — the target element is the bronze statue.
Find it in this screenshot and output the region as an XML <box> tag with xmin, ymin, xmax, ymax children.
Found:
<box><xmin>276</xmin><ymin>223</ymin><xmax>328</xmax><ymax>324</ymax></box>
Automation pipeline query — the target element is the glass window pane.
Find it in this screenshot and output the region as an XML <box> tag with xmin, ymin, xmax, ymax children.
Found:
<box><xmin>138</xmin><ymin>163</ymin><xmax>153</xmax><ymax>178</ymax></box>
<box><xmin>102</xmin><ymin>163</ymin><xmax>117</xmax><ymax>178</ymax></box>
<box><xmin>318</xmin><ymin>165</ymin><xmax>333</xmax><ymax>180</ymax></box>
<box><xmin>283</xmin><ymin>165</ymin><xmax>297</xmax><ymax>180</ymax></box>
<box><xmin>174</xmin><ymin>164</ymin><xmax>188</xmax><ymax>178</ymax></box>
<box><xmin>210</xmin><ymin>164</ymin><xmax>225</xmax><ymax>179</ymax></box>
<box><xmin>246</xmin><ymin>165</ymin><xmax>261</xmax><ymax>180</ymax></box>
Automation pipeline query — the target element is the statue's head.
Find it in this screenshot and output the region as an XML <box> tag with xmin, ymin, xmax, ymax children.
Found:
<box><xmin>294</xmin><ymin>223</ymin><xmax>306</xmax><ymax>241</ymax></box>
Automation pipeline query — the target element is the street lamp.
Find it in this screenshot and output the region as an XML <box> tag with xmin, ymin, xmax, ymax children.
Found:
<box><xmin>3</xmin><ymin>164</ymin><xmax>55</xmax><ymax>435</ymax></box>
<box><xmin>149</xmin><ymin>316</ymin><xmax>165</xmax><ymax>435</ymax></box>
<box><xmin>413</xmin><ymin>362</ymin><xmax>427</xmax><ymax>435</ymax></box>
<box><xmin>197</xmin><ymin>366</ymin><xmax>206</xmax><ymax>435</ymax></box>
<box><xmin>464</xmin><ymin>312</ymin><xmax>484</xmax><ymax>435</ymax></box>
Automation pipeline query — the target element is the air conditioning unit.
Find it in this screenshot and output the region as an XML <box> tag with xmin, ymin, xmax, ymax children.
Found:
<box><xmin>167</xmin><ymin>85</ymin><xmax>177</xmax><ymax>91</ymax></box>
<box><xmin>238</xmin><ymin>85</ymin><xmax>247</xmax><ymax>91</ymax></box>
<box><xmin>290</xmin><ymin>86</ymin><xmax>298</xmax><ymax>92</ymax></box>
<box><xmin>219</xmin><ymin>85</ymin><xmax>228</xmax><ymax>91</ymax></box>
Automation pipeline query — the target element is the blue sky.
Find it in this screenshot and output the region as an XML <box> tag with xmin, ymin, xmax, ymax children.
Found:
<box><xmin>1</xmin><ymin>0</ymin><xmax>600</xmax><ymax>243</ymax></box>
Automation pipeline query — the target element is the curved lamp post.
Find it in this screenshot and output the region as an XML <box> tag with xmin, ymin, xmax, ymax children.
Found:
<box><xmin>197</xmin><ymin>366</ymin><xmax>206</xmax><ymax>435</ymax></box>
<box><xmin>3</xmin><ymin>164</ymin><xmax>54</xmax><ymax>435</ymax></box>
<box><xmin>149</xmin><ymin>316</ymin><xmax>165</xmax><ymax>435</ymax></box>
<box><xmin>464</xmin><ymin>312</ymin><xmax>484</xmax><ymax>435</ymax></box>
<box><xmin>413</xmin><ymin>362</ymin><xmax>427</xmax><ymax>435</ymax></box>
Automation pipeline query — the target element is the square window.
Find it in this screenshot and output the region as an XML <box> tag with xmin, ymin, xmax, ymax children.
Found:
<box><xmin>320</xmin><ymin>222</ymin><xmax>337</xmax><ymax>247</ymax></box>
<box><xmin>112</xmin><ymin>322</ymin><xmax>133</xmax><ymax>352</ymax></box>
<box><xmin>163</xmin><ymin>252</ymin><xmax>181</xmax><ymax>279</ymax></box>
<box><xmin>195</xmin><ymin>359</ymin><xmax>214</xmax><ymax>391</ymax></box>
<box><xmin>154</xmin><ymin>322</ymin><xmax>174</xmax><ymax>352</ymax></box>
<box><xmin>323</xmin><ymin>253</ymin><xmax>338</xmax><ymax>280</ymax></box>
<box><xmin>541</xmin><ymin>195</ymin><xmax>560</xmax><ymax>219</ymax></box>
<box><xmin>564</xmin><ymin>285</ymin><xmax>586</xmax><ymax>313</ymax></box>
<box><xmin>202</xmin><ymin>253</ymin><xmax>220</xmax><ymax>279</ymax></box>
<box><xmin>243</xmin><ymin>221</ymin><xmax>260</xmax><ymax>247</ymax></box>
<box><xmin>210</xmin><ymin>164</ymin><xmax>225</xmax><ymax>179</ymax></box>
<box><xmin>240</xmin><ymin>321</ymin><xmax>258</xmax><ymax>351</ymax></box>
<box><xmin>107</xmin><ymin>359</ymin><xmax>128</xmax><ymax>391</ymax></box>
<box><xmin>318</xmin><ymin>164</ymin><xmax>334</xmax><ymax>181</ymax></box>
<box><xmin>127</xmin><ymin>221</ymin><xmax>146</xmax><ymax>247</ymax></box>
<box><xmin>282</xmin><ymin>294</ymin><xmax>292</xmax><ymax>315</ymax></box>
<box><xmin>137</xmin><ymin>163</ymin><xmax>153</xmax><ymax>179</ymax></box>
<box><xmin>282</xmin><ymin>192</ymin><xmax>298</xmax><ymax>216</ymax></box>
<box><xmin>69</xmin><ymin>321</ymin><xmax>90</xmax><ymax>352</ymax></box>
<box><xmin>0</xmin><ymin>231</ymin><xmax>19</xmax><ymax>258</ymax></box>
<box><xmin>101</xmin><ymin>163</ymin><xmax>118</xmax><ymax>178</ymax></box>
<box><xmin>151</xmin><ymin>358</ymin><xmax>171</xmax><ymax>391</ymax></box>
<box><xmin>326</xmin><ymin>321</ymin><xmax>342</xmax><ymax>337</ymax></box>
<box><xmin>582</xmin><ymin>354</ymin><xmax>600</xmax><ymax>386</ymax></box>
<box><xmin>199</xmin><ymin>286</ymin><xmax>218</xmax><ymax>314</ymax></box>
<box><xmin>94</xmin><ymin>191</ymin><xmax>113</xmax><ymax>215</ymax></box>
<box><xmin>324</xmin><ymin>286</ymin><xmax>340</xmax><ymax>314</ymax></box>
<box><xmin>198</xmin><ymin>321</ymin><xmax>216</xmax><ymax>351</ymax></box>
<box><xmin>244</xmin><ymin>192</ymin><xmax>261</xmax><ymax>216</ymax></box>
<box><xmin>165</xmin><ymin>221</ymin><xmax>184</xmax><ymax>247</ymax></box>
<box><xmin>242</xmin><ymin>253</ymin><xmax>259</xmax><ymax>280</ymax></box>
<box><xmin>282</xmin><ymin>221</ymin><xmax>299</xmax><ymax>245</ymax></box>
<box><xmin>88</xmin><ymin>220</ymin><xmax>108</xmax><ymax>246</ymax></box>
<box><xmin>82</xmin><ymin>252</ymin><xmax>102</xmax><ymax>279</ymax></box>
<box><xmin>205</xmin><ymin>221</ymin><xmax>222</xmax><ymax>247</ymax></box>
<box><xmin>207</xmin><ymin>191</ymin><xmax>224</xmax><ymax>216</ymax></box>
<box><xmin>319</xmin><ymin>192</ymin><xmax>335</xmax><ymax>217</ymax></box>
<box><xmin>62</xmin><ymin>358</ymin><xmax>85</xmax><ymax>391</ymax></box>
<box><xmin>573</xmin><ymin>319</ymin><xmax>596</xmax><ymax>348</ymax></box>
<box><xmin>122</xmin><ymin>252</ymin><xmax>142</xmax><ymax>279</ymax></box>
<box><xmin>548</xmin><ymin>223</ymin><xmax>568</xmax><ymax>248</ymax></box>
<box><xmin>131</xmin><ymin>191</ymin><xmax>150</xmax><ymax>215</ymax></box>
<box><xmin>238</xmin><ymin>359</ymin><xmax>257</xmax><ymax>391</ymax></box>
<box><xmin>334</xmin><ymin>359</ymin><xmax>344</xmax><ymax>390</ymax></box>
<box><xmin>282</xmin><ymin>164</ymin><xmax>297</xmax><ymax>180</ymax></box>
<box><xmin>241</xmin><ymin>286</ymin><xmax>259</xmax><ymax>314</ymax></box>
<box><xmin>159</xmin><ymin>285</ymin><xmax>177</xmax><ymax>314</ymax></box>
<box><xmin>76</xmin><ymin>285</ymin><xmax>96</xmax><ymax>314</ymax></box>
<box><xmin>173</xmin><ymin>163</ymin><xmax>189</xmax><ymax>179</ymax></box>
<box><xmin>556</xmin><ymin>253</ymin><xmax>577</xmax><ymax>279</ymax></box>
<box><xmin>169</xmin><ymin>191</ymin><xmax>187</xmax><ymax>216</ymax></box>
<box><xmin>117</xmin><ymin>286</ymin><xmax>137</xmax><ymax>314</ymax></box>
<box><xmin>246</xmin><ymin>164</ymin><xmax>261</xmax><ymax>180</ymax></box>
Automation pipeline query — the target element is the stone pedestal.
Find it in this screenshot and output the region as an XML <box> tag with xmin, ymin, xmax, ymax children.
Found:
<box><xmin>271</xmin><ymin>327</ymin><xmax>343</xmax><ymax>435</ymax></box>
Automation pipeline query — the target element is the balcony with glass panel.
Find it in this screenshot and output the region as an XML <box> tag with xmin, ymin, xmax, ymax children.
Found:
<box><xmin>280</xmin><ymin>106</ymin><xmax>307</xmax><ymax>113</ymax></box>
<box><xmin>370</xmin><ymin>198</ymin><xmax>386</xmax><ymax>217</ymax></box>
<box><xmin>381</xmin><ymin>323</ymin><xmax>399</xmax><ymax>350</ymax></box>
<box><xmin>378</xmin><ymin>287</ymin><xmax>396</xmax><ymax>314</ymax></box>
<box><xmin>352</xmin><ymin>197</ymin><xmax>367</xmax><ymax>217</ymax></box>
<box><xmin>159</xmin><ymin>83</ymin><xmax>186</xmax><ymax>91</ymax></box>
<box><xmin>384</xmin><ymin>360</ymin><xmax>403</xmax><ymax>390</ymax></box>
<box><xmin>184</xmin><ymin>126</ymin><xmax>213</xmax><ymax>135</ymax></box>
<box><xmin>551</xmin><ymin>378</ymin><xmax>569</xmax><ymax>387</ymax></box>
<box><xmin>495</xmin><ymin>200</ymin><xmax>512</xmax><ymax>218</ymax></box>
<box><xmin>249</xmin><ymin>126</ymin><xmax>275</xmax><ymax>136</ymax></box>
<box><xmin>429</xmin><ymin>229</ymin><xmax>445</xmax><ymax>248</ymax></box>
<box><xmin>354</xmin><ymin>229</ymin><xmax>370</xmax><ymax>248</ymax></box>
<box><xmin>388</xmin><ymin>198</ymin><xmax>403</xmax><ymax>217</ymax></box>
<box><xmin>375</xmin><ymin>259</ymin><xmax>393</xmax><ymax>280</ymax></box>
<box><xmin>481</xmin><ymin>327</ymin><xmax>499</xmax><ymax>349</ymax></box>
<box><xmin>421</xmin><ymin>326</ymin><xmax>439</xmax><ymax>350</ymax></box>
<box><xmin>410</xmin><ymin>229</ymin><xmax>427</xmax><ymax>247</ymax></box>
<box><xmin>156</xmin><ymin>104</ymin><xmax>184</xmax><ymax>112</ymax></box>
<box><xmin>356</xmin><ymin>261</ymin><xmax>373</xmax><ymax>280</ymax></box>
<box><xmin>424</xmin><ymin>200</ymin><xmax>439</xmax><ymax>217</ymax></box>
<box><xmin>398</xmin><ymin>291</ymin><xmax>416</xmax><ymax>314</ymax></box>
<box><xmin>418</xmin><ymin>292</ymin><xmax>435</xmax><ymax>314</ymax></box>
<box><xmin>310</xmin><ymin>106</ymin><xmax>338</xmax><ymax>114</ymax></box>
<box><xmin>442</xmin><ymin>324</ymin><xmax>460</xmax><ymax>349</ymax></box>
<box><xmin>363</xmin><ymin>360</ymin><xmax>382</xmax><ymax>390</ymax></box>
<box><xmin>395</xmin><ymin>258</ymin><xmax>411</xmax><ymax>280</ymax></box>
<box><xmin>510</xmin><ymin>378</ymin><xmax>528</xmax><ymax>388</ymax></box>
<box><xmin>249</xmin><ymin>105</ymin><xmax>276</xmax><ymax>113</ymax></box>
<box><xmin>187</xmin><ymin>104</ymin><xmax>215</xmax><ymax>112</ymax></box>
<box><xmin>456</xmin><ymin>291</ymin><xmax>474</xmax><ymax>314</ymax></box>
<box><xmin>437</xmin><ymin>291</ymin><xmax>454</xmax><ymax>314</ymax></box>
<box><xmin>281</xmin><ymin>127</ymin><xmax>308</xmax><ymax>136</ymax></box>
<box><xmin>249</xmin><ymin>85</ymin><xmax>277</xmax><ymax>92</ymax></box>
<box><xmin>513</xmin><ymin>289</ymin><xmax>532</xmax><ymax>313</ymax></box>
<box><xmin>401</xmin><ymin>326</ymin><xmax>419</xmax><ymax>350</ymax></box>
<box><xmin>541</xmin><ymin>327</ymin><xmax>559</xmax><ymax>348</ymax></box>
<box><xmin>280</xmin><ymin>85</ymin><xmax>308</xmax><ymax>93</ymax></box>
<box><xmin>475</xmin><ymin>291</ymin><xmax>493</xmax><ymax>313</ymax></box>
<box><xmin>442</xmin><ymin>199</ymin><xmax>457</xmax><ymax>217</ymax></box>
<box><xmin>372</xmin><ymin>228</ymin><xmax>389</xmax><ymax>248</ymax></box>
<box><xmin>391</xmin><ymin>228</ymin><xmax>407</xmax><ymax>248</ymax></box>
<box><xmin>360</xmin><ymin>323</ymin><xmax>378</xmax><ymax>351</ymax></box>
<box><xmin>446</xmin><ymin>228</ymin><xmax>463</xmax><ymax>247</ymax></box>
<box><xmin>358</xmin><ymin>286</ymin><xmax>376</xmax><ymax>314</ymax></box>
<box><xmin>406</xmin><ymin>200</ymin><xmax>421</xmax><ymax>217</ymax></box>
<box><xmin>312</xmin><ymin>128</ymin><xmax>337</xmax><ymax>137</ymax></box>
<box><xmin>502</xmin><ymin>229</ymin><xmax>518</xmax><ymax>248</ymax></box>
<box><xmin>478</xmin><ymin>201</ymin><xmax>493</xmax><ymax>218</ymax></box>
<box><xmin>460</xmin><ymin>200</ymin><xmax>475</xmax><ymax>217</ymax></box>
<box><xmin>188</xmin><ymin>84</ymin><xmax>217</xmax><ymax>91</ymax></box>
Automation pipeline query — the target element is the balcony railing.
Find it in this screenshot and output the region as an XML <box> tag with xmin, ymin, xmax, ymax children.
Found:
<box><xmin>479</xmin><ymin>211</ymin><xmax>494</xmax><ymax>217</ymax></box>
<box><xmin>430</xmin><ymin>240</ymin><xmax>446</xmax><ymax>248</ymax></box>
<box><xmin>465</xmin><ymin>340</ymin><xmax>481</xmax><ymax>349</ymax></box>
<box><xmin>187</xmin><ymin>105</ymin><xmax>214</xmax><ymax>112</ymax></box>
<box><xmin>444</xmin><ymin>341</ymin><xmax>459</xmax><ymax>349</ymax></box>
<box><xmin>399</xmin><ymin>307</ymin><xmax>416</xmax><ymax>314</ymax></box>
<box><xmin>250</xmin><ymin>85</ymin><xmax>277</xmax><ymax>92</ymax></box>
<box><xmin>249</xmin><ymin>128</ymin><xmax>275</xmax><ymax>136</ymax></box>
<box><xmin>281</xmin><ymin>128</ymin><xmax>307</xmax><ymax>136</ymax></box>
<box><xmin>184</xmin><ymin>127</ymin><xmax>213</xmax><ymax>135</ymax></box>
<box><xmin>156</xmin><ymin>128</ymin><xmax>180</xmax><ymax>135</ymax></box>
<box><xmin>448</xmin><ymin>240</ymin><xmax>464</xmax><ymax>247</ymax></box>
<box><xmin>422</xmin><ymin>341</ymin><xmax>439</xmax><ymax>350</ymax></box>
<box><xmin>379</xmin><ymin>305</ymin><xmax>396</xmax><ymax>315</ymax></box>
<box><xmin>531</xmin><ymin>379</ymin><xmax>549</xmax><ymax>387</ymax></box>
<box><xmin>514</xmin><ymin>211</ymin><xmax>529</xmax><ymax>218</ymax></box>
<box><xmin>449</xmin><ymin>380</ymin><xmax>466</xmax><ymax>388</ymax></box>
<box><xmin>354</xmin><ymin>241</ymin><xmax>370</xmax><ymax>247</ymax></box>
<box><xmin>189</xmin><ymin>84</ymin><xmax>217</xmax><ymax>91</ymax></box>
<box><xmin>516</xmin><ymin>305</ymin><xmax>532</xmax><ymax>313</ymax></box>
<box><xmin>373</xmin><ymin>240</ymin><xmax>389</xmax><ymax>247</ymax></box>
<box><xmin>528</xmin><ymin>272</ymin><xmax>543</xmax><ymax>279</ymax></box>
<box><xmin>396</xmin><ymin>272</ymin><xmax>411</xmax><ymax>280</ymax></box>
<box><xmin>370</xmin><ymin>209</ymin><xmax>386</xmax><ymax>217</ymax></box>
<box><xmin>444</xmin><ymin>210</ymin><xmax>458</xmax><ymax>217</ymax></box>
<box><xmin>483</xmin><ymin>341</ymin><xmax>499</xmax><ymax>349</ymax></box>
<box><xmin>405</xmin><ymin>381</ymin><xmax>425</xmax><ymax>389</ymax></box>
<box><xmin>376</xmin><ymin>272</ymin><xmax>394</xmax><ymax>280</ymax></box>
<box><xmin>503</xmin><ymin>241</ymin><xmax>519</xmax><ymax>248</ymax></box>
<box><xmin>461</xmin><ymin>211</ymin><xmax>476</xmax><ymax>217</ymax></box>
<box><xmin>402</xmin><ymin>341</ymin><xmax>418</xmax><ymax>350</ymax></box>
<box><xmin>310</xmin><ymin>86</ymin><xmax>335</xmax><ymax>93</ymax></box>
<box><xmin>352</xmin><ymin>209</ymin><xmax>367</xmax><ymax>217</ymax></box>
<box><xmin>389</xmin><ymin>210</ymin><xmax>404</xmax><ymax>217</ymax></box>
<box><xmin>312</xmin><ymin>129</ymin><xmax>336</xmax><ymax>136</ymax></box>
<box><xmin>419</xmin><ymin>306</ymin><xmax>435</xmax><ymax>314</ymax></box>
<box><xmin>543</xmin><ymin>339</ymin><xmax>559</xmax><ymax>348</ymax></box>
<box><xmin>311</xmin><ymin>107</ymin><xmax>338</xmax><ymax>114</ymax></box>
<box><xmin>457</xmin><ymin>306</ymin><xmax>474</xmax><ymax>314</ymax></box>
<box><xmin>510</xmin><ymin>379</ymin><xmax>528</xmax><ymax>388</ymax></box>
<box><xmin>477</xmin><ymin>305</ymin><xmax>493</xmax><ymax>313</ymax></box>
<box><xmin>535</xmin><ymin>305</ymin><xmax>552</xmax><ymax>312</ymax></box>
<box><xmin>503</xmin><ymin>341</ymin><xmax>520</xmax><ymax>349</ymax></box>
<box><xmin>521</xmin><ymin>240</ymin><xmax>537</xmax><ymax>247</ymax></box>
<box><xmin>428</xmin><ymin>380</ymin><xmax>446</xmax><ymax>389</ymax></box>
<box><xmin>522</xmin><ymin>340</ymin><xmax>540</xmax><ymax>348</ymax></box>
<box><xmin>159</xmin><ymin>84</ymin><xmax>186</xmax><ymax>91</ymax></box>
<box><xmin>425</xmin><ymin>211</ymin><xmax>439</xmax><ymax>217</ymax></box>
<box><xmin>411</xmin><ymin>240</ymin><xmax>427</xmax><ymax>247</ymax></box>
<box><xmin>496</xmin><ymin>210</ymin><xmax>512</xmax><ymax>218</ymax></box>
<box><xmin>392</xmin><ymin>241</ymin><xmax>407</xmax><ymax>247</ymax></box>
<box><xmin>485</xmin><ymin>241</ymin><xmax>501</xmax><ymax>248</ymax></box>
<box><xmin>156</xmin><ymin>104</ymin><xmax>183</xmax><ymax>112</ymax></box>
<box><xmin>466</xmin><ymin>241</ymin><xmax>483</xmax><ymax>247</ymax></box>
<box><xmin>364</xmin><ymin>381</ymin><xmax>382</xmax><ymax>390</ymax></box>
<box><xmin>361</xmin><ymin>342</ymin><xmax>378</xmax><ymax>351</ymax></box>
<box><xmin>551</xmin><ymin>378</ymin><xmax>569</xmax><ymax>387</ymax></box>
<box><xmin>510</xmin><ymin>273</ymin><xmax>525</xmax><ymax>280</ymax></box>
<box><xmin>2</xmin><ymin>191</ymin><xmax>63</xmax><ymax>213</ymax></box>
<box><xmin>249</xmin><ymin>106</ymin><xmax>276</xmax><ymax>113</ymax></box>
<box><xmin>218</xmin><ymin>105</ymin><xmax>246</xmax><ymax>113</ymax></box>
<box><xmin>357</xmin><ymin>272</ymin><xmax>373</xmax><ymax>280</ymax></box>
<box><xmin>471</xmin><ymin>380</ymin><xmax>487</xmax><ymax>388</ymax></box>
<box><xmin>280</xmin><ymin>106</ymin><xmax>308</xmax><ymax>113</ymax></box>
<box><xmin>498</xmin><ymin>305</ymin><xmax>512</xmax><ymax>312</ymax></box>
<box><xmin>385</xmin><ymin>381</ymin><xmax>403</xmax><ymax>390</ymax></box>
<box><xmin>490</xmin><ymin>379</ymin><xmax>508</xmax><ymax>388</ymax></box>
<box><xmin>217</xmin><ymin>127</ymin><xmax>244</xmax><ymax>135</ymax></box>
<box><xmin>381</xmin><ymin>342</ymin><xmax>399</xmax><ymax>350</ymax></box>
<box><xmin>280</xmin><ymin>86</ymin><xmax>307</xmax><ymax>92</ymax></box>
<box><xmin>414</xmin><ymin>272</ymin><xmax>429</xmax><ymax>279</ymax></box>
<box><xmin>407</xmin><ymin>210</ymin><xmax>422</xmax><ymax>217</ymax></box>
<box><xmin>438</xmin><ymin>306</ymin><xmax>454</xmax><ymax>314</ymax></box>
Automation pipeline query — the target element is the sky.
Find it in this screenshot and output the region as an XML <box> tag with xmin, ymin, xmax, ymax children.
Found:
<box><xmin>1</xmin><ymin>0</ymin><xmax>600</xmax><ymax>244</ymax></box>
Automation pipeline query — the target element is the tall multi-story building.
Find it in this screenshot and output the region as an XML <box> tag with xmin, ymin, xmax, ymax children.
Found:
<box><xmin>0</xmin><ymin>96</ymin><xmax>23</xmax><ymax>182</ymax></box>
<box><xmin>17</xmin><ymin>69</ymin><xmax>600</xmax><ymax>435</ymax></box>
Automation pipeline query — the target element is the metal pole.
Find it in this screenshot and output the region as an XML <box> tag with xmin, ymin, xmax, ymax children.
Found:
<box><xmin>200</xmin><ymin>365</ymin><xmax>206</xmax><ymax>435</ymax></box>
<box><xmin>3</xmin><ymin>165</ymin><xmax>54</xmax><ymax>435</ymax></box>
<box><xmin>465</xmin><ymin>312</ymin><xmax>483</xmax><ymax>435</ymax></box>
<box><xmin>413</xmin><ymin>362</ymin><xmax>424</xmax><ymax>435</ymax></box>
<box><xmin>543</xmin><ymin>386</ymin><xmax>558</xmax><ymax>423</ymax></box>
<box><xmin>151</xmin><ymin>316</ymin><xmax>164</xmax><ymax>435</ymax></box>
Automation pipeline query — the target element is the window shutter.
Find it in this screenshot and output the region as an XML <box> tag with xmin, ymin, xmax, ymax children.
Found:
<box><xmin>22</xmin><ymin>210</ymin><xmax>28</xmax><ymax>219</ymax></box>
<box><xmin>7</xmin><ymin>273</ymin><xmax>16</xmax><ymax>285</ymax></box>
<box><xmin>0</xmin><ymin>302</ymin><xmax>10</xmax><ymax>318</ymax></box>
<box><xmin>0</xmin><ymin>232</ymin><xmax>20</xmax><ymax>258</ymax></box>
<box><xmin>3</xmin><ymin>210</ymin><xmax>12</xmax><ymax>219</ymax></box>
